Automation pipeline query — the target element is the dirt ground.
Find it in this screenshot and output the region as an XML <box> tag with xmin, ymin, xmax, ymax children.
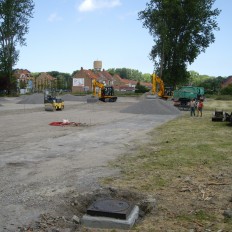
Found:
<box><xmin>0</xmin><ymin>97</ymin><xmax>179</xmax><ymax>231</ymax></box>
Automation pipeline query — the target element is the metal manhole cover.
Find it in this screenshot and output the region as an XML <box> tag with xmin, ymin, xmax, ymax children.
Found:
<box><xmin>87</xmin><ymin>199</ymin><xmax>134</xmax><ymax>220</ymax></box>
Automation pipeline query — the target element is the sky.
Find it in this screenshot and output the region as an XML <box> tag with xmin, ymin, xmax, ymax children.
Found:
<box><xmin>16</xmin><ymin>0</ymin><xmax>232</xmax><ymax>77</ymax></box>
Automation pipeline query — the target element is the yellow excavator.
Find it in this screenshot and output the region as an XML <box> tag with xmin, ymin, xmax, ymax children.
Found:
<box><xmin>148</xmin><ymin>73</ymin><xmax>172</xmax><ymax>100</ymax></box>
<box><xmin>44</xmin><ymin>89</ymin><xmax>64</xmax><ymax>111</ymax></box>
<box><xmin>90</xmin><ymin>79</ymin><xmax>117</xmax><ymax>102</ymax></box>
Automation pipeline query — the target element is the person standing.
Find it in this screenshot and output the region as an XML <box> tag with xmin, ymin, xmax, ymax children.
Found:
<box><xmin>197</xmin><ymin>100</ymin><xmax>204</xmax><ymax>117</ymax></box>
<box><xmin>190</xmin><ymin>99</ymin><xmax>196</xmax><ymax>116</ymax></box>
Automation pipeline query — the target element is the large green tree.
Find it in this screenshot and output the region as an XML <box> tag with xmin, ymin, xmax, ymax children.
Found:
<box><xmin>0</xmin><ymin>0</ymin><xmax>34</xmax><ymax>94</ymax></box>
<box><xmin>47</xmin><ymin>71</ymin><xmax>72</xmax><ymax>91</ymax></box>
<box><xmin>107</xmin><ymin>68</ymin><xmax>143</xmax><ymax>81</ymax></box>
<box><xmin>138</xmin><ymin>0</ymin><xmax>220</xmax><ymax>87</ymax></box>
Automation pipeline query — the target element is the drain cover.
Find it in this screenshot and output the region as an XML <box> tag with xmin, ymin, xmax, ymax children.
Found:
<box><xmin>87</xmin><ymin>199</ymin><xmax>134</xmax><ymax>220</ymax></box>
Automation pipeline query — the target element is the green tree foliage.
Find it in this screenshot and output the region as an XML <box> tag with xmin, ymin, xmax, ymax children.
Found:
<box><xmin>135</xmin><ymin>81</ymin><xmax>149</xmax><ymax>93</ymax></box>
<box><xmin>220</xmin><ymin>84</ymin><xmax>232</xmax><ymax>95</ymax></box>
<box><xmin>142</xmin><ymin>73</ymin><xmax>152</xmax><ymax>82</ymax></box>
<box><xmin>138</xmin><ymin>0</ymin><xmax>221</xmax><ymax>87</ymax></box>
<box><xmin>47</xmin><ymin>71</ymin><xmax>72</xmax><ymax>90</ymax></box>
<box><xmin>71</xmin><ymin>70</ymin><xmax>79</xmax><ymax>77</ymax></box>
<box><xmin>198</xmin><ymin>76</ymin><xmax>224</xmax><ymax>94</ymax></box>
<box><xmin>188</xmin><ymin>70</ymin><xmax>211</xmax><ymax>86</ymax></box>
<box><xmin>0</xmin><ymin>0</ymin><xmax>34</xmax><ymax>93</ymax></box>
<box><xmin>188</xmin><ymin>71</ymin><xmax>225</xmax><ymax>94</ymax></box>
<box><xmin>107</xmin><ymin>68</ymin><xmax>143</xmax><ymax>81</ymax></box>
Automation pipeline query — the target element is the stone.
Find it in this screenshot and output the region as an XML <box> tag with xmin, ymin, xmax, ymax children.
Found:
<box><xmin>72</xmin><ymin>215</ymin><xmax>80</xmax><ymax>224</ymax></box>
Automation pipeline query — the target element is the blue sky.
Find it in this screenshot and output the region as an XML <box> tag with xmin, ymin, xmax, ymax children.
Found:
<box><xmin>16</xmin><ymin>0</ymin><xmax>232</xmax><ymax>77</ymax></box>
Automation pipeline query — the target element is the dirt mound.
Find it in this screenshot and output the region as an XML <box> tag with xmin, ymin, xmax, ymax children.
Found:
<box><xmin>61</xmin><ymin>94</ymin><xmax>88</xmax><ymax>101</ymax></box>
<box><xmin>17</xmin><ymin>93</ymin><xmax>44</xmax><ymax>104</ymax></box>
<box><xmin>120</xmin><ymin>98</ymin><xmax>181</xmax><ymax>115</ymax></box>
<box><xmin>0</xmin><ymin>98</ymin><xmax>8</xmax><ymax>102</ymax></box>
<box><xmin>17</xmin><ymin>93</ymin><xmax>88</xmax><ymax>104</ymax></box>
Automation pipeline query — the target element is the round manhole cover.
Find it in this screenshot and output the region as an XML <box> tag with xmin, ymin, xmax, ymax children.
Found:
<box><xmin>92</xmin><ymin>199</ymin><xmax>130</xmax><ymax>212</ymax></box>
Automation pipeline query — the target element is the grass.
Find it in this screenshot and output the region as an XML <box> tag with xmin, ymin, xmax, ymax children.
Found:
<box><xmin>102</xmin><ymin>99</ymin><xmax>232</xmax><ymax>231</ymax></box>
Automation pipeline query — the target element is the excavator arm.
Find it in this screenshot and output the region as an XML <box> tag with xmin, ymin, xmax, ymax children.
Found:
<box><xmin>151</xmin><ymin>73</ymin><xmax>165</xmax><ymax>97</ymax></box>
<box><xmin>92</xmin><ymin>79</ymin><xmax>105</xmax><ymax>98</ymax></box>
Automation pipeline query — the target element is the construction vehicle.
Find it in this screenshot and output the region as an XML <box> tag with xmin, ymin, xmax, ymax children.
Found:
<box><xmin>225</xmin><ymin>112</ymin><xmax>232</xmax><ymax>124</ymax></box>
<box><xmin>212</xmin><ymin>109</ymin><xmax>232</xmax><ymax>123</ymax></box>
<box><xmin>88</xmin><ymin>79</ymin><xmax>117</xmax><ymax>103</ymax></box>
<box><xmin>212</xmin><ymin>109</ymin><xmax>225</xmax><ymax>121</ymax></box>
<box><xmin>147</xmin><ymin>73</ymin><xmax>172</xmax><ymax>99</ymax></box>
<box><xmin>173</xmin><ymin>86</ymin><xmax>204</xmax><ymax>110</ymax></box>
<box><xmin>44</xmin><ymin>89</ymin><xmax>64</xmax><ymax>111</ymax></box>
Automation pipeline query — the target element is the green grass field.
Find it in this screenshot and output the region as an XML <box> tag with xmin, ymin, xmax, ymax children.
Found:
<box><xmin>102</xmin><ymin>99</ymin><xmax>232</xmax><ymax>231</ymax></box>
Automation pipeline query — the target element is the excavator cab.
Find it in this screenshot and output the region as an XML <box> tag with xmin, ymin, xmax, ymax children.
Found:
<box><xmin>90</xmin><ymin>79</ymin><xmax>117</xmax><ymax>103</ymax></box>
<box><xmin>100</xmin><ymin>86</ymin><xmax>117</xmax><ymax>102</ymax></box>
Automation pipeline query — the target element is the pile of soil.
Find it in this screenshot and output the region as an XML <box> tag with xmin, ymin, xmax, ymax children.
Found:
<box><xmin>17</xmin><ymin>93</ymin><xmax>44</xmax><ymax>104</ymax></box>
<box><xmin>17</xmin><ymin>93</ymin><xmax>88</xmax><ymax>104</ymax></box>
<box><xmin>61</xmin><ymin>94</ymin><xmax>88</xmax><ymax>102</ymax></box>
<box><xmin>120</xmin><ymin>98</ymin><xmax>181</xmax><ymax>115</ymax></box>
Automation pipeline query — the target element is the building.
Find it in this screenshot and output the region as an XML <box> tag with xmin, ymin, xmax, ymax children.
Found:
<box><xmin>14</xmin><ymin>69</ymin><xmax>34</xmax><ymax>94</ymax></box>
<box><xmin>72</xmin><ymin>67</ymin><xmax>98</xmax><ymax>93</ymax></box>
<box><xmin>35</xmin><ymin>72</ymin><xmax>57</xmax><ymax>92</ymax></box>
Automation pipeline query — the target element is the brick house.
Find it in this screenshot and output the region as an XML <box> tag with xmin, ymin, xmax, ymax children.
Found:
<box><xmin>72</xmin><ymin>67</ymin><xmax>152</xmax><ymax>93</ymax></box>
<box><xmin>36</xmin><ymin>72</ymin><xmax>57</xmax><ymax>92</ymax></box>
<box><xmin>95</xmin><ymin>69</ymin><xmax>114</xmax><ymax>86</ymax></box>
<box><xmin>221</xmin><ymin>76</ymin><xmax>232</xmax><ymax>88</ymax></box>
<box><xmin>72</xmin><ymin>67</ymin><xmax>98</xmax><ymax>93</ymax></box>
<box><xmin>14</xmin><ymin>69</ymin><xmax>34</xmax><ymax>93</ymax></box>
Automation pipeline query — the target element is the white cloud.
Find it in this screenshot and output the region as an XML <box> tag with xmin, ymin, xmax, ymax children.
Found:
<box><xmin>77</xmin><ymin>0</ymin><xmax>121</xmax><ymax>12</ymax></box>
<box><xmin>48</xmin><ymin>13</ymin><xmax>63</xmax><ymax>22</ymax></box>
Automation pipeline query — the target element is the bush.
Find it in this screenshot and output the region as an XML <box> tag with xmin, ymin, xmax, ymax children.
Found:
<box><xmin>220</xmin><ymin>84</ymin><xmax>232</xmax><ymax>95</ymax></box>
<box><xmin>135</xmin><ymin>82</ymin><xmax>149</xmax><ymax>93</ymax></box>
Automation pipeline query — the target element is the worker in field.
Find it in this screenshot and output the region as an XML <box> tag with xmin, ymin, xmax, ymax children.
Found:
<box><xmin>190</xmin><ymin>99</ymin><xmax>196</xmax><ymax>116</ymax></box>
<box><xmin>197</xmin><ymin>99</ymin><xmax>204</xmax><ymax>117</ymax></box>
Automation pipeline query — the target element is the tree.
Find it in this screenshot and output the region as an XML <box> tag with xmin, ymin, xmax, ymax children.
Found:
<box><xmin>188</xmin><ymin>70</ymin><xmax>211</xmax><ymax>86</ymax></box>
<box><xmin>0</xmin><ymin>0</ymin><xmax>34</xmax><ymax>94</ymax></box>
<box><xmin>220</xmin><ymin>84</ymin><xmax>232</xmax><ymax>95</ymax></box>
<box><xmin>47</xmin><ymin>71</ymin><xmax>72</xmax><ymax>91</ymax></box>
<box><xmin>107</xmin><ymin>68</ymin><xmax>143</xmax><ymax>81</ymax></box>
<box><xmin>138</xmin><ymin>0</ymin><xmax>220</xmax><ymax>87</ymax></box>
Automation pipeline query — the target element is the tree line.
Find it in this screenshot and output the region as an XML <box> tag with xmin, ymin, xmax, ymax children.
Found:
<box><xmin>1</xmin><ymin>0</ymin><xmax>229</xmax><ymax>95</ymax></box>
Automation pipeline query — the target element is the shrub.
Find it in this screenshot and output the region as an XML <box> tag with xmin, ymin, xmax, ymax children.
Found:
<box><xmin>220</xmin><ymin>84</ymin><xmax>232</xmax><ymax>95</ymax></box>
<box><xmin>135</xmin><ymin>82</ymin><xmax>149</xmax><ymax>93</ymax></box>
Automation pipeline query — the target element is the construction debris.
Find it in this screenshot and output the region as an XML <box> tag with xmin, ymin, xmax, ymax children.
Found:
<box><xmin>49</xmin><ymin>120</ymin><xmax>87</xmax><ymax>127</ymax></box>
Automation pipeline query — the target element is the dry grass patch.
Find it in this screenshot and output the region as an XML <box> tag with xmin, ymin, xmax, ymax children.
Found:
<box><xmin>103</xmin><ymin>99</ymin><xmax>232</xmax><ymax>231</ymax></box>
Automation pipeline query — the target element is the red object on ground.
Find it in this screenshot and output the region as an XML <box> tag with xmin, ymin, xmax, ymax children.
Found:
<box><xmin>49</xmin><ymin>121</ymin><xmax>80</xmax><ymax>126</ymax></box>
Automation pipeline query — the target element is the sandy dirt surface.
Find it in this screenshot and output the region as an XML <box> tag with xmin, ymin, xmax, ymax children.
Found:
<box><xmin>0</xmin><ymin>96</ymin><xmax>180</xmax><ymax>231</ymax></box>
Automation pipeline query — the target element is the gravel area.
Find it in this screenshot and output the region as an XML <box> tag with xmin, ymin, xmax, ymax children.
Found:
<box><xmin>0</xmin><ymin>96</ymin><xmax>181</xmax><ymax>231</ymax></box>
<box><xmin>121</xmin><ymin>98</ymin><xmax>181</xmax><ymax>115</ymax></box>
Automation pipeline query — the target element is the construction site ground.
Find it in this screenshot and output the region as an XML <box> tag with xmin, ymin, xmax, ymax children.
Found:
<box><xmin>0</xmin><ymin>95</ymin><xmax>180</xmax><ymax>231</ymax></box>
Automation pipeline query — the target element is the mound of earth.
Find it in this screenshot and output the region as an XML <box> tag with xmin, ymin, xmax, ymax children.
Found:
<box><xmin>17</xmin><ymin>93</ymin><xmax>44</xmax><ymax>104</ymax></box>
<box><xmin>61</xmin><ymin>94</ymin><xmax>88</xmax><ymax>101</ymax></box>
<box><xmin>120</xmin><ymin>98</ymin><xmax>181</xmax><ymax>115</ymax></box>
<box><xmin>0</xmin><ymin>97</ymin><xmax>11</xmax><ymax>102</ymax></box>
<box><xmin>17</xmin><ymin>93</ymin><xmax>88</xmax><ymax>104</ymax></box>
